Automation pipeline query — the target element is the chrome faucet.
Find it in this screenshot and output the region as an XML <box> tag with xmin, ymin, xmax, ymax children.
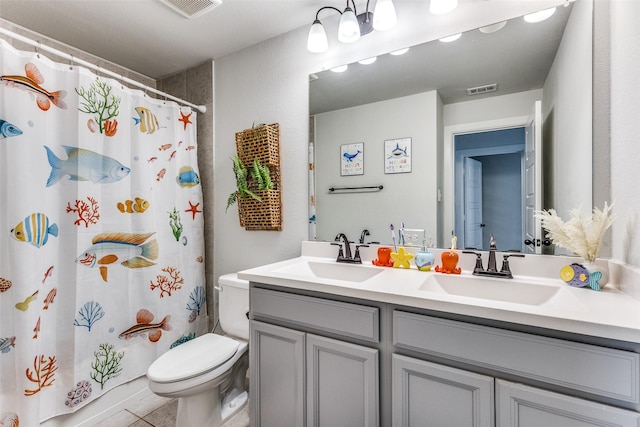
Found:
<box><xmin>359</xmin><ymin>229</ymin><xmax>370</xmax><ymax>244</ymax></box>
<box><xmin>333</xmin><ymin>233</ymin><xmax>367</xmax><ymax>263</ymax></box>
<box><xmin>463</xmin><ymin>235</ymin><xmax>524</xmax><ymax>279</ymax></box>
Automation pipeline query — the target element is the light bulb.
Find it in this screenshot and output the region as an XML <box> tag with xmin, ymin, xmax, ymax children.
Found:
<box><xmin>358</xmin><ymin>57</ymin><xmax>377</xmax><ymax>65</ymax></box>
<box><xmin>524</xmin><ymin>7</ymin><xmax>556</xmax><ymax>23</ymax></box>
<box><xmin>373</xmin><ymin>0</ymin><xmax>397</xmax><ymax>31</ymax></box>
<box><xmin>307</xmin><ymin>19</ymin><xmax>328</xmax><ymax>53</ymax></box>
<box><xmin>439</xmin><ymin>33</ymin><xmax>461</xmax><ymax>43</ymax></box>
<box><xmin>430</xmin><ymin>0</ymin><xmax>458</xmax><ymax>15</ymax></box>
<box><xmin>338</xmin><ymin>7</ymin><xmax>360</xmax><ymax>43</ymax></box>
<box><xmin>330</xmin><ymin>64</ymin><xmax>349</xmax><ymax>73</ymax></box>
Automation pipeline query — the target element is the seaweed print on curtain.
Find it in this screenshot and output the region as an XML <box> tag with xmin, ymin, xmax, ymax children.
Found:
<box><xmin>0</xmin><ymin>40</ymin><xmax>206</xmax><ymax>424</ymax></box>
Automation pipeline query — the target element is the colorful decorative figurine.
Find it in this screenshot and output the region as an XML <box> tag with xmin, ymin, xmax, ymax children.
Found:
<box><xmin>372</xmin><ymin>247</ymin><xmax>394</xmax><ymax>267</ymax></box>
<box><xmin>560</xmin><ymin>263</ymin><xmax>603</xmax><ymax>291</ymax></box>
<box><xmin>390</xmin><ymin>247</ymin><xmax>413</xmax><ymax>269</ymax></box>
<box><xmin>435</xmin><ymin>236</ymin><xmax>461</xmax><ymax>274</ymax></box>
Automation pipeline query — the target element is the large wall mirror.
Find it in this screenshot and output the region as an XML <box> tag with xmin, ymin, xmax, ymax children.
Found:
<box><xmin>309</xmin><ymin>0</ymin><xmax>593</xmax><ymax>254</ymax></box>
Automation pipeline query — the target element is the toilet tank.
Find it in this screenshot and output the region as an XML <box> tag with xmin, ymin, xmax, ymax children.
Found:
<box><xmin>218</xmin><ymin>273</ymin><xmax>249</xmax><ymax>340</ymax></box>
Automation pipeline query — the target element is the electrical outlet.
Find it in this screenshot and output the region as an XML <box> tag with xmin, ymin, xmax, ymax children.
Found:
<box><xmin>403</xmin><ymin>228</ymin><xmax>425</xmax><ymax>247</ymax></box>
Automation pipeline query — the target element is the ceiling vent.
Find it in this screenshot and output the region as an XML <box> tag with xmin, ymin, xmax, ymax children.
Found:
<box><xmin>159</xmin><ymin>0</ymin><xmax>222</xmax><ymax>19</ymax></box>
<box><xmin>467</xmin><ymin>83</ymin><xmax>498</xmax><ymax>96</ymax></box>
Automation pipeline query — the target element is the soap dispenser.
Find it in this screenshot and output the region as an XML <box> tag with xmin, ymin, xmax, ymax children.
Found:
<box><xmin>414</xmin><ymin>236</ymin><xmax>435</xmax><ymax>271</ymax></box>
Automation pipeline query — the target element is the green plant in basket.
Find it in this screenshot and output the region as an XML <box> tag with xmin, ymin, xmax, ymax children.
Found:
<box><xmin>226</xmin><ymin>156</ymin><xmax>273</xmax><ymax>212</ymax></box>
<box><xmin>251</xmin><ymin>157</ymin><xmax>273</xmax><ymax>191</ymax></box>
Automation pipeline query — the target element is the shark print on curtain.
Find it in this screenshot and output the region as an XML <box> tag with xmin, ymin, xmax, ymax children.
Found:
<box><xmin>0</xmin><ymin>39</ymin><xmax>206</xmax><ymax>424</ymax></box>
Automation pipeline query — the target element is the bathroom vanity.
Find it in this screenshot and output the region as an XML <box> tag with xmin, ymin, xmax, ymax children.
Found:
<box><xmin>240</xmin><ymin>243</ymin><xmax>640</xmax><ymax>427</ymax></box>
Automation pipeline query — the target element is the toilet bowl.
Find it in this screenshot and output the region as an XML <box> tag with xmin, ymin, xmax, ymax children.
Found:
<box><xmin>147</xmin><ymin>273</ymin><xmax>249</xmax><ymax>427</ymax></box>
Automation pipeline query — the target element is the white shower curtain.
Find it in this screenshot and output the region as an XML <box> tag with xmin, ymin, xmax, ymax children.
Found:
<box><xmin>0</xmin><ymin>40</ymin><xmax>206</xmax><ymax>424</ymax></box>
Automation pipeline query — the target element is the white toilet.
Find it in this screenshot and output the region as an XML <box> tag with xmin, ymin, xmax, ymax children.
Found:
<box><xmin>147</xmin><ymin>273</ymin><xmax>250</xmax><ymax>427</ymax></box>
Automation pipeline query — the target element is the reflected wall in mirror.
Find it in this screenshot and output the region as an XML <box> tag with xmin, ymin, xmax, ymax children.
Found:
<box><xmin>309</xmin><ymin>0</ymin><xmax>593</xmax><ymax>254</ymax></box>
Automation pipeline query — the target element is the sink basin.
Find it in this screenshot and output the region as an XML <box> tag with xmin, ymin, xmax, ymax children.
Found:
<box><xmin>419</xmin><ymin>274</ymin><xmax>561</xmax><ymax>306</ymax></box>
<box><xmin>274</xmin><ymin>260</ymin><xmax>383</xmax><ymax>283</ymax></box>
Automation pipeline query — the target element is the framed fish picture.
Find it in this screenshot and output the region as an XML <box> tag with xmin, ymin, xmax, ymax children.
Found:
<box><xmin>384</xmin><ymin>137</ymin><xmax>412</xmax><ymax>174</ymax></box>
<box><xmin>340</xmin><ymin>143</ymin><xmax>364</xmax><ymax>176</ymax></box>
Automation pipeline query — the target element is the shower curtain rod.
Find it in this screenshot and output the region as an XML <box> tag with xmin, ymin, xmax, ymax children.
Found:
<box><xmin>0</xmin><ymin>27</ymin><xmax>207</xmax><ymax>114</ymax></box>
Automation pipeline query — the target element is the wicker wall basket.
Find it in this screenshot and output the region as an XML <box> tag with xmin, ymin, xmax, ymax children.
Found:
<box><xmin>234</xmin><ymin>123</ymin><xmax>282</xmax><ymax>231</ymax></box>
<box><xmin>237</xmin><ymin>190</ymin><xmax>282</xmax><ymax>231</ymax></box>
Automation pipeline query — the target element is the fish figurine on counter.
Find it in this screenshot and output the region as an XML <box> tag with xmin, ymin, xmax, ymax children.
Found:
<box><xmin>76</xmin><ymin>232</ymin><xmax>159</xmax><ymax>282</ymax></box>
<box><xmin>119</xmin><ymin>308</ymin><xmax>171</xmax><ymax>342</ymax></box>
<box><xmin>0</xmin><ymin>62</ymin><xmax>67</xmax><ymax>111</ymax></box>
<box><xmin>560</xmin><ymin>263</ymin><xmax>603</xmax><ymax>291</ymax></box>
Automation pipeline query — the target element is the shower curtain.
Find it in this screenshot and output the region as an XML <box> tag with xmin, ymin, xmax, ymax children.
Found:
<box><xmin>0</xmin><ymin>40</ymin><xmax>206</xmax><ymax>425</ymax></box>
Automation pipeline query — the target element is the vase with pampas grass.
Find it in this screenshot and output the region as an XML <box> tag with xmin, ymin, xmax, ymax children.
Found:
<box><xmin>536</xmin><ymin>202</ymin><xmax>614</xmax><ymax>287</ymax></box>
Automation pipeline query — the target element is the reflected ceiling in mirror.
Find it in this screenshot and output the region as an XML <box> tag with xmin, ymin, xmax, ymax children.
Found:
<box><xmin>310</xmin><ymin>4</ymin><xmax>572</xmax><ymax>115</ymax></box>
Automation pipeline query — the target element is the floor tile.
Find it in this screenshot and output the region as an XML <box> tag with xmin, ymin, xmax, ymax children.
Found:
<box><xmin>141</xmin><ymin>399</ymin><xmax>178</xmax><ymax>427</ymax></box>
<box><xmin>92</xmin><ymin>410</ymin><xmax>141</xmax><ymax>427</ymax></box>
<box><xmin>125</xmin><ymin>391</ymin><xmax>172</xmax><ymax>417</ymax></box>
<box><xmin>127</xmin><ymin>419</ymin><xmax>154</xmax><ymax>427</ymax></box>
<box><xmin>224</xmin><ymin>405</ymin><xmax>250</xmax><ymax>427</ymax></box>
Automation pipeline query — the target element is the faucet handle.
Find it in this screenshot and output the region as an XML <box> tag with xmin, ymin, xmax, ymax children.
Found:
<box><xmin>354</xmin><ymin>244</ymin><xmax>369</xmax><ymax>263</ymax></box>
<box><xmin>331</xmin><ymin>242</ymin><xmax>344</xmax><ymax>258</ymax></box>
<box><xmin>463</xmin><ymin>251</ymin><xmax>484</xmax><ymax>274</ymax></box>
<box><xmin>500</xmin><ymin>253</ymin><xmax>525</xmax><ymax>277</ymax></box>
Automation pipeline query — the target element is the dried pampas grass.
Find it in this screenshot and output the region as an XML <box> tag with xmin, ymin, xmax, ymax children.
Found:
<box><xmin>536</xmin><ymin>202</ymin><xmax>614</xmax><ymax>262</ymax></box>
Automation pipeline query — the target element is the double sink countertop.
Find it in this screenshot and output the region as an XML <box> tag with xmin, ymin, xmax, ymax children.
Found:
<box><xmin>239</xmin><ymin>241</ymin><xmax>640</xmax><ymax>344</ymax></box>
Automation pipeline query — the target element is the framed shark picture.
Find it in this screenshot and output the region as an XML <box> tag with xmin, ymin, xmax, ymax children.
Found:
<box><xmin>341</xmin><ymin>143</ymin><xmax>364</xmax><ymax>176</ymax></box>
<box><xmin>384</xmin><ymin>137</ymin><xmax>412</xmax><ymax>174</ymax></box>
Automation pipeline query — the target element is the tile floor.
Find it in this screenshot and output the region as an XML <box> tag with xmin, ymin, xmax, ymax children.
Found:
<box><xmin>93</xmin><ymin>392</ymin><xmax>249</xmax><ymax>427</ymax></box>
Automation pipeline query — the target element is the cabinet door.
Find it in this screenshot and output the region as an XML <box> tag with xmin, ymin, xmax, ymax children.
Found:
<box><xmin>496</xmin><ymin>379</ymin><xmax>640</xmax><ymax>427</ymax></box>
<box><xmin>306</xmin><ymin>333</ymin><xmax>379</xmax><ymax>427</ymax></box>
<box><xmin>250</xmin><ymin>320</ymin><xmax>305</xmax><ymax>427</ymax></box>
<box><xmin>392</xmin><ymin>354</ymin><xmax>494</xmax><ymax>427</ymax></box>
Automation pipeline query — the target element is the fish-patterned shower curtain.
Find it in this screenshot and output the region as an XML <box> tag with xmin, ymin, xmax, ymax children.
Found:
<box><xmin>0</xmin><ymin>39</ymin><xmax>206</xmax><ymax>425</ymax></box>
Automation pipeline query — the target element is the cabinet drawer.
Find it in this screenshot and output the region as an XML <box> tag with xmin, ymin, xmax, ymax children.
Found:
<box><xmin>393</xmin><ymin>310</ymin><xmax>640</xmax><ymax>404</ymax></box>
<box><xmin>251</xmin><ymin>287</ymin><xmax>379</xmax><ymax>342</ymax></box>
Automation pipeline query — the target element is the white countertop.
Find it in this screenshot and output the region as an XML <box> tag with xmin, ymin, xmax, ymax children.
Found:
<box><xmin>238</xmin><ymin>242</ymin><xmax>640</xmax><ymax>344</ymax></box>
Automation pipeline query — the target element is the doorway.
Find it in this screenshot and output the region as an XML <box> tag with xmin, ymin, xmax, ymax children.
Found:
<box><xmin>454</xmin><ymin>128</ymin><xmax>525</xmax><ymax>251</ymax></box>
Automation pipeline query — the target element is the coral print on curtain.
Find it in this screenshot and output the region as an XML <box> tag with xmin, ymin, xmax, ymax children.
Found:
<box><xmin>0</xmin><ymin>39</ymin><xmax>206</xmax><ymax>424</ymax></box>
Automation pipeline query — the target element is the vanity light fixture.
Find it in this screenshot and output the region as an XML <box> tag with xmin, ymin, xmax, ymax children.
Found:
<box><xmin>524</xmin><ymin>7</ymin><xmax>556</xmax><ymax>23</ymax></box>
<box><xmin>439</xmin><ymin>33</ymin><xmax>461</xmax><ymax>42</ymax></box>
<box><xmin>429</xmin><ymin>0</ymin><xmax>458</xmax><ymax>15</ymax></box>
<box><xmin>307</xmin><ymin>0</ymin><xmax>397</xmax><ymax>53</ymax></box>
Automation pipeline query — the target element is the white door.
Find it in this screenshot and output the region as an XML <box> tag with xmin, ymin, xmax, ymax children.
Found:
<box><xmin>464</xmin><ymin>157</ymin><xmax>483</xmax><ymax>250</ymax></box>
<box><xmin>524</xmin><ymin>101</ymin><xmax>542</xmax><ymax>254</ymax></box>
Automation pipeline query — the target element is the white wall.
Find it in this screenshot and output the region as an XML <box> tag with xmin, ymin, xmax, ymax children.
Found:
<box><xmin>611</xmin><ymin>0</ymin><xmax>640</xmax><ymax>267</ymax></box>
<box><xmin>213</xmin><ymin>0</ymin><xmax>584</xmax><ymax>279</ymax></box>
<box><xmin>314</xmin><ymin>91</ymin><xmax>439</xmax><ymax>245</ymax></box>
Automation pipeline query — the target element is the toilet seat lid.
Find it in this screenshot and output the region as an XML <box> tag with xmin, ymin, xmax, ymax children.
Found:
<box><xmin>147</xmin><ymin>333</ymin><xmax>239</xmax><ymax>383</ymax></box>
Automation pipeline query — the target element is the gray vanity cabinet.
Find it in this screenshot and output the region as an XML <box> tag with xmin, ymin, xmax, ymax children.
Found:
<box><xmin>393</xmin><ymin>310</ymin><xmax>640</xmax><ymax>427</ymax></box>
<box><xmin>392</xmin><ymin>354</ymin><xmax>495</xmax><ymax>426</ymax></box>
<box><xmin>249</xmin><ymin>283</ymin><xmax>640</xmax><ymax>427</ymax></box>
<box><xmin>496</xmin><ymin>380</ymin><xmax>640</xmax><ymax>427</ymax></box>
<box><xmin>249</xmin><ymin>286</ymin><xmax>381</xmax><ymax>427</ymax></box>
<box><xmin>306</xmin><ymin>334</ymin><xmax>379</xmax><ymax>426</ymax></box>
<box><xmin>250</xmin><ymin>321</ymin><xmax>305</xmax><ymax>427</ymax></box>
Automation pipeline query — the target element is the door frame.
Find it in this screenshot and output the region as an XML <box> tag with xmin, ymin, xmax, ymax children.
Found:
<box><xmin>443</xmin><ymin>115</ymin><xmax>529</xmax><ymax>248</ymax></box>
<box><xmin>455</xmin><ymin>144</ymin><xmax>525</xmax><ymax>250</ymax></box>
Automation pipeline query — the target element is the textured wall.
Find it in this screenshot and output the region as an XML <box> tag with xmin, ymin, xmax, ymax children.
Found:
<box><xmin>158</xmin><ymin>63</ymin><xmax>215</xmax><ymax>327</ymax></box>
